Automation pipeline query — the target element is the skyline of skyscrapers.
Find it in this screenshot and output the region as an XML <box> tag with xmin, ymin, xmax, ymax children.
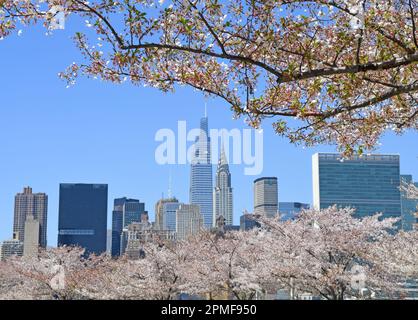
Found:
<box><xmin>213</xmin><ymin>146</ymin><xmax>233</xmax><ymax>226</ymax></box>
<box><xmin>312</xmin><ymin>153</ymin><xmax>402</xmax><ymax>220</ymax></box>
<box><xmin>58</xmin><ymin>183</ymin><xmax>108</xmax><ymax>255</ymax></box>
<box><xmin>13</xmin><ymin>186</ymin><xmax>48</xmax><ymax>248</ymax></box>
<box><xmin>190</xmin><ymin>115</ymin><xmax>214</xmax><ymax>228</ymax></box>
<box><xmin>2</xmin><ymin>138</ymin><xmax>417</xmax><ymax>252</ymax></box>
<box><xmin>254</xmin><ymin>177</ymin><xmax>279</xmax><ymax>218</ymax></box>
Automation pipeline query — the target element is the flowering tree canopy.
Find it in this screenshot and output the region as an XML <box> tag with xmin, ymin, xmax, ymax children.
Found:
<box><xmin>259</xmin><ymin>206</ymin><xmax>404</xmax><ymax>300</ymax></box>
<box><xmin>0</xmin><ymin>206</ymin><xmax>417</xmax><ymax>300</ymax></box>
<box><xmin>1</xmin><ymin>0</ymin><xmax>417</xmax><ymax>155</ymax></box>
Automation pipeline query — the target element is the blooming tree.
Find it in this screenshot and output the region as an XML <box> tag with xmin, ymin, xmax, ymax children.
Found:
<box><xmin>401</xmin><ymin>179</ymin><xmax>418</xmax><ymax>199</ymax></box>
<box><xmin>0</xmin><ymin>260</ymin><xmax>27</xmax><ymax>299</ymax></box>
<box><xmin>7</xmin><ymin>246</ymin><xmax>106</xmax><ymax>300</ymax></box>
<box><xmin>0</xmin><ymin>207</ymin><xmax>416</xmax><ymax>300</ymax></box>
<box><xmin>1</xmin><ymin>0</ymin><xmax>417</xmax><ymax>155</ymax></box>
<box><xmin>87</xmin><ymin>241</ymin><xmax>193</xmax><ymax>300</ymax></box>
<box><xmin>370</xmin><ymin>230</ymin><xmax>418</xmax><ymax>279</ymax></box>
<box><xmin>181</xmin><ymin>229</ymin><xmax>268</xmax><ymax>300</ymax></box>
<box><xmin>258</xmin><ymin>206</ymin><xmax>405</xmax><ymax>300</ymax></box>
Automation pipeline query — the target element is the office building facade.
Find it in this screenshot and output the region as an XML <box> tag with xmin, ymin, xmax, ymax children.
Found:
<box><xmin>279</xmin><ymin>202</ymin><xmax>310</xmax><ymax>221</ymax></box>
<box><xmin>312</xmin><ymin>153</ymin><xmax>402</xmax><ymax>220</ymax></box>
<box><xmin>176</xmin><ymin>204</ymin><xmax>203</xmax><ymax>240</ymax></box>
<box><xmin>155</xmin><ymin>197</ymin><xmax>181</xmax><ymax>233</ymax></box>
<box><xmin>240</xmin><ymin>213</ymin><xmax>261</xmax><ymax>231</ymax></box>
<box><xmin>254</xmin><ymin>177</ymin><xmax>278</xmax><ymax>218</ymax></box>
<box><xmin>13</xmin><ymin>187</ymin><xmax>48</xmax><ymax>248</ymax></box>
<box><xmin>58</xmin><ymin>183</ymin><xmax>108</xmax><ymax>255</ymax></box>
<box><xmin>23</xmin><ymin>214</ymin><xmax>40</xmax><ymax>257</ymax></box>
<box><xmin>0</xmin><ymin>240</ymin><xmax>23</xmax><ymax>261</ymax></box>
<box><xmin>400</xmin><ymin>175</ymin><xmax>418</xmax><ymax>231</ymax></box>
<box><xmin>111</xmin><ymin>197</ymin><xmax>146</xmax><ymax>257</ymax></box>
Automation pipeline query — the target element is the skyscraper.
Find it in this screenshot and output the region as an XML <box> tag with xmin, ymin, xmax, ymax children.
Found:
<box><xmin>155</xmin><ymin>197</ymin><xmax>180</xmax><ymax>231</ymax></box>
<box><xmin>312</xmin><ymin>153</ymin><xmax>402</xmax><ymax>220</ymax></box>
<box><xmin>213</xmin><ymin>146</ymin><xmax>233</xmax><ymax>226</ymax></box>
<box><xmin>279</xmin><ymin>202</ymin><xmax>310</xmax><ymax>221</ymax></box>
<box><xmin>190</xmin><ymin>114</ymin><xmax>213</xmax><ymax>228</ymax></box>
<box><xmin>254</xmin><ymin>177</ymin><xmax>278</xmax><ymax>218</ymax></box>
<box><xmin>176</xmin><ymin>204</ymin><xmax>203</xmax><ymax>240</ymax></box>
<box><xmin>111</xmin><ymin>197</ymin><xmax>146</xmax><ymax>257</ymax></box>
<box><xmin>400</xmin><ymin>175</ymin><xmax>418</xmax><ymax>231</ymax></box>
<box><xmin>23</xmin><ymin>214</ymin><xmax>40</xmax><ymax>257</ymax></box>
<box><xmin>58</xmin><ymin>183</ymin><xmax>108</xmax><ymax>255</ymax></box>
<box><xmin>13</xmin><ymin>187</ymin><xmax>48</xmax><ymax>248</ymax></box>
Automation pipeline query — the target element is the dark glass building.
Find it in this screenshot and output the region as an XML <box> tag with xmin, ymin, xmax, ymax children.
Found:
<box><xmin>400</xmin><ymin>175</ymin><xmax>418</xmax><ymax>231</ymax></box>
<box><xmin>279</xmin><ymin>202</ymin><xmax>310</xmax><ymax>221</ymax></box>
<box><xmin>312</xmin><ymin>153</ymin><xmax>402</xmax><ymax>220</ymax></box>
<box><xmin>58</xmin><ymin>184</ymin><xmax>108</xmax><ymax>255</ymax></box>
<box><xmin>240</xmin><ymin>213</ymin><xmax>261</xmax><ymax>231</ymax></box>
<box><xmin>111</xmin><ymin>197</ymin><xmax>146</xmax><ymax>257</ymax></box>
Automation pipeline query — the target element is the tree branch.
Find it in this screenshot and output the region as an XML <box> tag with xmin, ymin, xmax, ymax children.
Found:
<box><xmin>279</xmin><ymin>53</ymin><xmax>418</xmax><ymax>83</ymax></box>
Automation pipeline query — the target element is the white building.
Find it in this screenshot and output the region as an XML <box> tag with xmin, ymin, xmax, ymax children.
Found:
<box><xmin>176</xmin><ymin>204</ymin><xmax>203</xmax><ymax>241</ymax></box>
<box><xmin>254</xmin><ymin>177</ymin><xmax>278</xmax><ymax>218</ymax></box>
<box><xmin>23</xmin><ymin>214</ymin><xmax>39</xmax><ymax>257</ymax></box>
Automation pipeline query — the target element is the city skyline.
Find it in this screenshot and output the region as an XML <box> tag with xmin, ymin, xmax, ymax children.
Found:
<box><xmin>0</xmin><ymin>32</ymin><xmax>417</xmax><ymax>243</ymax></box>
<box><xmin>1</xmin><ymin>149</ymin><xmax>417</xmax><ymax>247</ymax></box>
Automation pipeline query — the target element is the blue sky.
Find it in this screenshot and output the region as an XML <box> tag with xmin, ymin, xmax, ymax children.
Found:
<box><xmin>0</xmin><ymin>23</ymin><xmax>417</xmax><ymax>246</ymax></box>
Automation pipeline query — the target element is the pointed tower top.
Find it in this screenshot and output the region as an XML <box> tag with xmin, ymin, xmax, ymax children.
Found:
<box><xmin>168</xmin><ymin>169</ymin><xmax>173</xmax><ymax>199</ymax></box>
<box><xmin>204</xmin><ymin>102</ymin><xmax>207</xmax><ymax>118</ymax></box>
<box><xmin>219</xmin><ymin>142</ymin><xmax>228</xmax><ymax>166</ymax></box>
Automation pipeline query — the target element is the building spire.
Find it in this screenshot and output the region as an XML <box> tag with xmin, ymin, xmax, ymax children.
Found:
<box><xmin>168</xmin><ymin>168</ymin><xmax>173</xmax><ymax>199</ymax></box>
<box><xmin>204</xmin><ymin>102</ymin><xmax>207</xmax><ymax>118</ymax></box>
<box><xmin>219</xmin><ymin>133</ymin><xmax>228</xmax><ymax>166</ymax></box>
<box><xmin>220</xmin><ymin>143</ymin><xmax>228</xmax><ymax>166</ymax></box>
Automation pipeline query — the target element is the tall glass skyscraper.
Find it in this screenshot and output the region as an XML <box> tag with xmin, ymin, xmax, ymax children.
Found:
<box><xmin>111</xmin><ymin>197</ymin><xmax>145</xmax><ymax>257</ymax></box>
<box><xmin>190</xmin><ymin>115</ymin><xmax>213</xmax><ymax>228</ymax></box>
<box><xmin>58</xmin><ymin>183</ymin><xmax>108</xmax><ymax>255</ymax></box>
<box><xmin>214</xmin><ymin>146</ymin><xmax>233</xmax><ymax>226</ymax></box>
<box><xmin>400</xmin><ymin>175</ymin><xmax>418</xmax><ymax>231</ymax></box>
<box><xmin>13</xmin><ymin>187</ymin><xmax>48</xmax><ymax>248</ymax></box>
<box><xmin>312</xmin><ymin>153</ymin><xmax>402</xmax><ymax>220</ymax></box>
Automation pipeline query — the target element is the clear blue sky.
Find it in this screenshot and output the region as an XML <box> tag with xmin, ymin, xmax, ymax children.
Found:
<box><xmin>0</xmin><ymin>22</ymin><xmax>417</xmax><ymax>246</ymax></box>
